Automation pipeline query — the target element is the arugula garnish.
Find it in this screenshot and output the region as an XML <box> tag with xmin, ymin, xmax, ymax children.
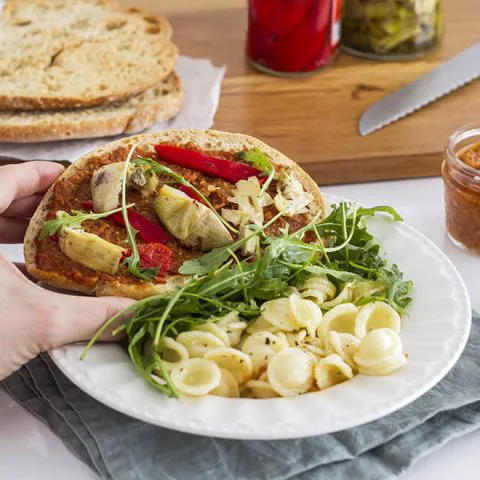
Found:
<box><xmin>179</xmin><ymin>209</ymin><xmax>287</xmax><ymax>275</ymax></box>
<box><xmin>39</xmin><ymin>205</ymin><xmax>132</xmax><ymax>240</ymax></box>
<box><xmin>133</xmin><ymin>156</ymin><xmax>238</xmax><ymax>235</ymax></box>
<box><xmin>236</xmin><ymin>148</ymin><xmax>275</xmax><ymax>196</ymax></box>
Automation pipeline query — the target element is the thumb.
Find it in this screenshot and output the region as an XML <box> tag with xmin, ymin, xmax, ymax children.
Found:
<box><xmin>46</xmin><ymin>294</ymin><xmax>137</xmax><ymax>349</ymax></box>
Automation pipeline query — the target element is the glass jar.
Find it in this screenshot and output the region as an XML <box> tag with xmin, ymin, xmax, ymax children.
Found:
<box><xmin>247</xmin><ymin>0</ymin><xmax>343</xmax><ymax>77</ymax></box>
<box><xmin>442</xmin><ymin>125</ymin><xmax>480</xmax><ymax>255</ymax></box>
<box><xmin>341</xmin><ymin>0</ymin><xmax>444</xmax><ymax>60</ymax></box>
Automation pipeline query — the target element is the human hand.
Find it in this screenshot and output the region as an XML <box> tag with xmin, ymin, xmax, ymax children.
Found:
<box><xmin>0</xmin><ymin>162</ymin><xmax>135</xmax><ymax>379</ymax></box>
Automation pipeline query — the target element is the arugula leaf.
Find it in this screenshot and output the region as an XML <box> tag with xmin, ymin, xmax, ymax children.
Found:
<box><xmin>378</xmin><ymin>264</ymin><xmax>414</xmax><ymax>314</ymax></box>
<box><xmin>357</xmin><ymin>206</ymin><xmax>403</xmax><ymax>222</ymax></box>
<box><xmin>179</xmin><ymin>244</ymin><xmax>233</xmax><ymax>276</ymax></box>
<box><xmin>304</xmin><ymin>265</ymin><xmax>364</xmax><ymax>282</ymax></box>
<box><xmin>249</xmin><ymin>277</ymin><xmax>289</xmax><ymax>300</ymax></box>
<box><xmin>39</xmin><ymin>205</ymin><xmax>132</xmax><ymax>240</ymax></box>
<box><xmin>236</xmin><ymin>148</ymin><xmax>275</xmax><ymax>195</ymax></box>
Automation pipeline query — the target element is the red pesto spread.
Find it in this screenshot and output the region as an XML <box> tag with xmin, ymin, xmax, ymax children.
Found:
<box><xmin>443</xmin><ymin>141</ymin><xmax>480</xmax><ymax>253</ymax></box>
<box><xmin>35</xmin><ymin>143</ymin><xmax>312</xmax><ymax>286</ymax></box>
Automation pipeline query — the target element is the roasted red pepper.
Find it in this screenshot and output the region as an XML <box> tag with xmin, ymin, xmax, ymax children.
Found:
<box><xmin>123</xmin><ymin>243</ymin><xmax>173</xmax><ymax>279</ymax></box>
<box><xmin>154</xmin><ymin>145</ymin><xmax>263</xmax><ymax>184</ymax></box>
<box><xmin>81</xmin><ymin>201</ymin><xmax>170</xmax><ymax>244</ymax></box>
<box><xmin>177</xmin><ymin>183</ymin><xmax>204</xmax><ymax>204</ymax></box>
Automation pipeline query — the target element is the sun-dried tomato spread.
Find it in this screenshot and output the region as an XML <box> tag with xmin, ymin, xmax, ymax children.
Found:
<box><xmin>35</xmin><ymin>143</ymin><xmax>313</xmax><ymax>286</ymax></box>
<box><xmin>443</xmin><ymin>141</ymin><xmax>480</xmax><ymax>253</ymax></box>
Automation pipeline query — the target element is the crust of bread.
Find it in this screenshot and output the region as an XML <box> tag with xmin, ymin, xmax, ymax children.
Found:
<box><xmin>0</xmin><ymin>72</ymin><xmax>184</xmax><ymax>143</ymax></box>
<box><xmin>24</xmin><ymin>130</ymin><xmax>326</xmax><ymax>300</ymax></box>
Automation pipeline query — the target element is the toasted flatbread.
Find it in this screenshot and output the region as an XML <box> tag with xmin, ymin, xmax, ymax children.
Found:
<box><xmin>0</xmin><ymin>0</ymin><xmax>177</xmax><ymax>110</ymax></box>
<box><xmin>24</xmin><ymin>130</ymin><xmax>326</xmax><ymax>299</ymax></box>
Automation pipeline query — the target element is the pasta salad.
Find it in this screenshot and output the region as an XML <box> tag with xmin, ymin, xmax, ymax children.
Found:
<box><xmin>83</xmin><ymin>202</ymin><xmax>413</xmax><ymax>399</ymax></box>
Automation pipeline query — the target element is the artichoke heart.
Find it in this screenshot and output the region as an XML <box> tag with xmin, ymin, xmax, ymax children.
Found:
<box><xmin>274</xmin><ymin>173</ymin><xmax>313</xmax><ymax>216</ymax></box>
<box><xmin>129</xmin><ymin>164</ymin><xmax>159</xmax><ymax>197</ymax></box>
<box><xmin>153</xmin><ymin>185</ymin><xmax>233</xmax><ymax>251</ymax></box>
<box><xmin>91</xmin><ymin>163</ymin><xmax>125</xmax><ymax>213</ymax></box>
<box><xmin>222</xmin><ymin>177</ymin><xmax>272</xmax><ymax>256</ymax></box>
<box><xmin>91</xmin><ymin>162</ymin><xmax>159</xmax><ymax>213</ymax></box>
<box><xmin>59</xmin><ymin>227</ymin><xmax>125</xmax><ymax>274</ymax></box>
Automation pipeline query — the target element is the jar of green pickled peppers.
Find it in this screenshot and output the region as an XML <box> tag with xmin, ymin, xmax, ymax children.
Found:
<box><xmin>341</xmin><ymin>0</ymin><xmax>444</xmax><ymax>60</ymax></box>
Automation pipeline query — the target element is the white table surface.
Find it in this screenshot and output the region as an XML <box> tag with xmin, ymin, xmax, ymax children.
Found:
<box><xmin>1</xmin><ymin>176</ymin><xmax>479</xmax><ymax>480</ymax></box>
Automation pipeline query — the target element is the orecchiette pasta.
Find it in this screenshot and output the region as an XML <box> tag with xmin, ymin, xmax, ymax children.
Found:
<box><xmin>298</xmin><ymin>276</ymin><xmax>336</xmax><ymax>305</ymax></box>
<box><xmin>314</xmin><ymin>354</ymin><xmax>354</xmax><ymax>390</ymax></box>
<box><xmin>176</xmin><ymin>331</ymin><xmax>226</xmax><ymax>358</ymax></box>
<box><xmin>210</xmin><ymin>368</ymin><xmax>240</xmax><ymax>398</ymax></box>
<box><xmin>167</xmin><ymin>282</ymin><xmax>408</xmax><ymax>398</ymax></box>
<box><xmin>215</xmin><ymin>311</ymin><xmax>248</xmax><ymax>346</ymax></box>
<box><xmin>324</xmin><ymin>331</ymin><xmax>359</xmax><ymax>370</ymax></box>
<box><xmin>353</xmin><ymin>328</ymin><xmax>406</xmax><ymax>375</ymax></box>
<box><xmin>321</xmin><ymin>283</ymin><xmax>354</xmax><ymax>309</ymax></box>
<box><xmin>301</xmin><ymin>343</ymin><xmax>325</xmax><ymax>359</ymax></box>
<box><xmin>260</xmin><ymin>297</ymin><xmax>298</xmax><ymax>332</ymax></box>
<box><xmin>354</xmin><ymin>301</ymin><xmax>401</xmax><ymax>339</ymax></box>
<box><xmin>285</xmin><ymin>286</ymin><xmax>301</xmax><ymax>297</ymax></box>
<box><xmin>170</xmin><ymin>358</ymin><xmax>221</xmax><ymax>396</ymax></box>
<box><xmin>241</xmin><ymin>331</ymin><xmax>287</xmax><ymax>375</ymax></box>
<box><xmin>267</xmin><ymin>348</ymin><xmax>315</xmax><ymax>397</ymax></box>
<box><xmin>156</xmin><ymin>337</ymin><xmax>189</xmax><ymax>371</ymax></box>
<box><xmin>285</xmin><ymin>330</ymin><xmax>325</xmax><ymax>357</ymax></box>
<box><xmin>204</xmin><ymin>348</ymin><xmax>253</xmax><ymax>383</ymax></box>
<box><xmin>196</xmin><ymin>322</ymin><xmax>231</xmax><ymax>347</ymax></box>
<box><xmin>245</xmin><ymin>378</ymin><xmax>279</xmax><ymax>399</ymax></box>
<box><xmin>352</xmin><ymin>281</ymin><xmax>385</xmax><ymax>303</ymax></box>
<box><xmin>246</xmin><ymin>315</ymin><xmax>279</xmax><ymax>335</ymax></box>
<box><xmin>288</xmin><ymin>294</ymin><xmax>323</xmax><ymax>337</ymax></box>
<box><xmin>285</xmin><ymin>329</ymin><xmax>307</xmax><ymax>347</ymax></box>
<box><xmin>317</xmin><ymin>303</ymin><xmax>359</xmax><ymax>339</ymax></box>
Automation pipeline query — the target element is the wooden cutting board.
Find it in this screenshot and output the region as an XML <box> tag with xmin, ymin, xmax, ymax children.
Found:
<box><xmin>1</xmin><ymin>1</ymin><xmax>477</xmax><ymax>186</ymax></box>
<box><xmin>123</xmin><ymin>0</ymin><xmax>479</xmax><ymax>185</ymax></box>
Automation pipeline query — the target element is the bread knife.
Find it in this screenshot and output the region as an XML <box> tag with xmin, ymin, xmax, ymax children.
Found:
<box><xmin>359</xmin><ymin>42</ymin><xmax>480</xmax><ymax>136</ymax></box>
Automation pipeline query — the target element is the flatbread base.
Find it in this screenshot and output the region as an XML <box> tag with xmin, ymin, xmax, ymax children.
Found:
<box><xmin>24</xmin><ymin>129</ymin><xmax>326</xmax><ymax>299</ymax></box>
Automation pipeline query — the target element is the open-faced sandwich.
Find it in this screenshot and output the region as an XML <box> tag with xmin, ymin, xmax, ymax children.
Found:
<box><xmin>24</xmin><ymin>129</ymin><xmax>326</xmax><ymax>299</ymax></box>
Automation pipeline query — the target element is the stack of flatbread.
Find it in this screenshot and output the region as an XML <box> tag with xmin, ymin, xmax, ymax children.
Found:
<box><xmin>0</xmin><ymin>0</ymin><xmax>183</xmax><ymax>143</ymax></box>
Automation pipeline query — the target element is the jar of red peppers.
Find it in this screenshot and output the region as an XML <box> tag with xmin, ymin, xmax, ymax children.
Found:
<box><xmin>247</xmin><ymin>0</ymin><xmax>343</xmax><ymax>76</ymax></box>
<box><xmin>442</xmin><ymin>125</ymin><xmax>480</xmax><ymax>254</ymax></box>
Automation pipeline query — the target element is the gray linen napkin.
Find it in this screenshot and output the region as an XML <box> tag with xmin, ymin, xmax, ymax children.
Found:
<box><xmin>2</xmin><ymin>311</ymin><xmax>479</xmax><ymax>480</ymax></box>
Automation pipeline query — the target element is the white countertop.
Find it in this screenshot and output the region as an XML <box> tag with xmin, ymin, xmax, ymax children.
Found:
<box><xmin>1</xmin><ymin>176</ymin><xmax>479</xmax><ymax>480</ymax></box>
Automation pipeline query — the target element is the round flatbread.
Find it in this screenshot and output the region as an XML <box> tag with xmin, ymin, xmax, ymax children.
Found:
<box><xmin>0</xmin><ymin>0</ymin><xmax>177</xmax><ymax>110</ymax></box>
<box><xmin>24</xmin><ymin>129</ymin><xmax>326</xmax><ymax>299</ymax></box>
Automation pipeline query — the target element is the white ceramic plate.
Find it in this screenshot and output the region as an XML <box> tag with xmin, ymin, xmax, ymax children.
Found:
<box><xmin>50</xmin><ymin>196</ymin><xmax>472</xmax><ymax>440</ymax></box>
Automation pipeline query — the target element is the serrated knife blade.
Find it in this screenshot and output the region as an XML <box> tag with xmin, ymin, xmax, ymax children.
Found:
<box><xmin>359</xmin><ymin>42</ymin><xmax>480</xmax><ymax>136</ymax></box>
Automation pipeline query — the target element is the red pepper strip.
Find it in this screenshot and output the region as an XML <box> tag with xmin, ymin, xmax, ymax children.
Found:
<box><xmin>122</xmin><ymin>243</ymin><xmax>173</xmax><ymax>279</ymax></box>
<box><xmin>154</xmin><ymin>145</ymin><xmax>264</xmax><ymax>184</ymax></box>
<box><xmin>177</xmin><ymin>183</ymin><xmax>205</xmax><ymax>204</ymax></box>
<box><xmin>81</xmin><ymin>201</ymin><xmax>170</xmax><ymax>244</ymax></box>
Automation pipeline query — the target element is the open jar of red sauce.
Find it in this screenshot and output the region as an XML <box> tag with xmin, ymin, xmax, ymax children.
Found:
<box><xmin>247</xmin><ymin>0</ymin><xmax>342</xmax><ymax>76</ymax></box>
<box><xmin>442</xmin><ymin>126</ymin><xmax>480</xmax><ymax>254</ymax></box>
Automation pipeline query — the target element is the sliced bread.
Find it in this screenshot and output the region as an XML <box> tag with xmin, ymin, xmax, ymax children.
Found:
<box><xmin>0</xmin><ymin>72</ymin><xmax>184</xmax><ymax>143</ymax></box>
<box><xmin>0</xmin><ymin>0</ymin><xmax>178</xmax><ymax>110</ymax></box>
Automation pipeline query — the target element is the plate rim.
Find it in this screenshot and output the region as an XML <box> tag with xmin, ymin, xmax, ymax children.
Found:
<box><xmin>50</xmin><ymin>195</ymin><xmax>472</xmax><ymax>439</ymax></box>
